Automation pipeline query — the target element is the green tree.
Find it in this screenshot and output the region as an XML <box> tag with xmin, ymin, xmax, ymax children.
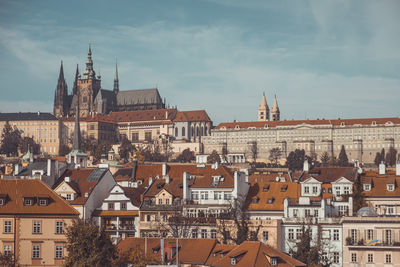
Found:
<box><xmin>268</xmin><ymin>147</ymin><xmax>282</xmax><ymax>164</ymax></box>
<box><xmin>374</xmin><ymin>152</ymin><xmax>382</xmax><ymax>167</ymax></box>
<box><xmin>249</xmin><ymin>141</ymin><xmax>258</xmax><ymax>162</ymax></box>
<box><xmin>352</xmin><ymin>176</ymin><xmax>366</xmax><ymax>213</ymax></box>
<box><xmin>207</xmin><ymin>150</ymin><xmax>221</xmax><ymax>164</ymax></box>
<box><xmin>59</xmin><ymin>144</ymin><xmax>71</xmax><ymax>156</ymax></box>
<box><xmin>119</xmin><ymin>136</ymin><xmax>134</xmax><ymax>163</ymax></box>
<box><xmin>81</xmin><ymin>136</ymin><xmax>97</xmax><ymax>156</ymax></box>
<box><xmin>64</xmin><ymin>219</ymin><xmax>116</xmax><ymax>267</ymax></box>
<box><xmin>338</xmin><ymin>145</ymin><xmax>349</xmax><ymax>166</ymax></box>
<box><xmin>20</xmin><ymin>136</ymin><xmax>40</xmax><ymax>154</ymax></box>
<box><xmin>176</xmin><ymin>148</ymin><xmax>195</xmax><ymax>163</ymax></box>
<box><xmin>94</xmin><ymin>143</ymin><xmax>112</xmax><ymax>161</ymax></box>
<box><xmin>0</xmin><ymin>121</ymin><xmax>22</xmax><ymax>156</ymax></box>
<box><xmin>286</xmin><ymin>149</ymin><xmax>307</xmax><ymax>171</ymax></box>
<box><xmin>320</xmin><ymin>151</ymin><xmax>330</xmax><ymax>166</ymax></box>
<box><xmin>386</xmin><ymin>147</ymin><xmax>398</xmax><ymax>167</ymax></box>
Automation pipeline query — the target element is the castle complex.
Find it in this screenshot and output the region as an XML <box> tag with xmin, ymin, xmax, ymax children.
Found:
<box><xmin>53</xmin><ymin>44</ymin><xmax>165</xmax><ymax>118</ymax></box>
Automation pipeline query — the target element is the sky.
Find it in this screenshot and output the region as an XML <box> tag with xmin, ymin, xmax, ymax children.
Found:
<box><xmin>0</xmin><ymin>0</ymin><xmax>399</xmax><ymax>124</ymax></box>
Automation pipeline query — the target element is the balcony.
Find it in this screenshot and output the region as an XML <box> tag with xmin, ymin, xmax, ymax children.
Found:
<box><xmin>140</xmin><ymin>203</ymin><xmax>182</xmax><ymax>211</ymax></box>
<box><xmin>345</xmin><ymin>237</ymin><xmax>400</xmax><ymax>249</ymax></box>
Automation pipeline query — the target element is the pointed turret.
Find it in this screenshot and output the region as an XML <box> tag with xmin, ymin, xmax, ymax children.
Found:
<box><xmin>270</xmin><ymin>94</ymin><xmax>280</xmax><ymax>121</ymax></box>
<box><xmin>53</xmin><ymin>61</ymin><xmax>68</xmax><ymax>117</ymax></box>
<box><xmin>258</xmin><ymin>92</ymin><xmax>269</xmax><ymax>121</ymax></box>
<box><xmin>73</xmin><ymin>105</ymin><xmax>81</xmax><ymax>151</ymax></box>
<box><xmin>72</xmin><ymin>64</ymin><xmax>79</xmax><ymax>95</ymax></box>
<box><xmin>113</xmin><ymin>60</ymin><xmax>119</xmax><ymax>93</ymax></box>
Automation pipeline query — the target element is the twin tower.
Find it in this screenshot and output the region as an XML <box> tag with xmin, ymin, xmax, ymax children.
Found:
<box><xmin>258</xmin><ymin>93</ymin><xmax>280</xmax><ymax>122</ymax></box>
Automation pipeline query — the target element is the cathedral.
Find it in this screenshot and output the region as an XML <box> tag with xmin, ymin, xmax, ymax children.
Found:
<box><xmin>53</xmin><ymin>44</ymin><xmax>165</xmax><ymax>118</ymax></box>
<box><xmin>258</xmin><ymin>93</ymin><xmax>280</xmax><ymax>121</ymax></box>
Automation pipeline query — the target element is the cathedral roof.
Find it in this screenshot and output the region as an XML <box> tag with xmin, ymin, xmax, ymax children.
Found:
<box><xmin>0</xmin><ymin>112</ymin><xmax>58</xmax><ymax>121</ymax></box>
<box><xmin>116</xmin><ymin>88</ymin><xmax>162</xmax><ymax>106</ymax></box>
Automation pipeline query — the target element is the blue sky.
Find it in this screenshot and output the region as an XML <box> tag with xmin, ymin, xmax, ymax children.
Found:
<box><xmin>0</xmin><ymin>0</ymin><xmax>399</xmax><ymax>123</ymax></box>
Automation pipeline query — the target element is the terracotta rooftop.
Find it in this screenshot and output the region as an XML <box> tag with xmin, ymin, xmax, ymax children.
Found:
<box><xmin>292</xmin><ymin>167</ymin><xmax>357</xmax><ymax>183</ymax></box>
<box><xmin>0</xmin><ymin>179</ymin><xmax>79</xmax><ymax>216</ymax></box>
<box><xmin>173</xmin><ymin>110</ymin><xmax>212</xmax><ymax>122</ymax></box>
<box><xmin>53</xmin><ymin>168</ymin><xmax>110</xmax><ymax>205</ymax></box>
<box><xmin>215</xmin><ymin>117</ymin><xmax>400</xmax><ymax>130</ymax></box>
<box><xmin>360</xmin><ymin>170</ymin><xmax>400</xmax><ymax>197</ymax></box>
<box><xmin>206</xmin><ymin>241</ymin><xmax>306</xmax><ymax>267</ymax></box>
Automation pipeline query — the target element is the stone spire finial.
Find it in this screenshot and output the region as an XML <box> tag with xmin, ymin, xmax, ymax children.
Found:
<box><xmin>258</xmin><ymin>92</ymin><xmax>269</xmax><ymax>121</ymax></box>
<box><xmin>72</xmin><ymin>64</ymin><xmax>79</xmax><ymax>95</ymax></box>
<box><xmin>270</xmin><ymin>94</ymin><xmax>280</xmax><ymax>121</ymax></box>
<box><xmin>83</xmin><ymin>42</ymin><xmax>95</xmax><ymax>79</ymax></box>
<box><xmin>113</xmin><ymin>59</ymin><xmax>119</xmax><ymax>93</ymax></box>
<box><xmin>272</xmin><ymin>94</ymin><xmax>279</xmax><ymax>112</ymax></box>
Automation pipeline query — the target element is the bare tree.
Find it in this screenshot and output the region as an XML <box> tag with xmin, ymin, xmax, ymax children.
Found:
<box><xmin>268</xmin><ymin>147</ymin><xmax>282</xmax><ymax>164</ymax></box>
<box><xmin>158</xmin><ymin>209</ymin><xmax>198</xmax><ymax>238</ymax></box>
<box><xmin>249</xmin><ymin>141</ymin><xmax>258</xmax><ymax>163</ymax></box>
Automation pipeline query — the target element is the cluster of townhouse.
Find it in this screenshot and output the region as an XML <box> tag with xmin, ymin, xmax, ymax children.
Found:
<box><xmin>2</xmin><ymin>149</ymin><xmax>400</xmax><ymax>266</ymax></box>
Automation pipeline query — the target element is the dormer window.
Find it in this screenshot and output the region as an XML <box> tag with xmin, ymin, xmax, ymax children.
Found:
<box><xmin>281</xmin><ymin>185</ymin><xmax>288</xmax><ymax>192</ymax></box>
<box><xmin>24</xmin><ymin>198</ymin><xmax>33</xmax><ymax>206</ymax></box>
<box><xmin>263</xmin><ymin>185</ymin><xmax>270</xmax><ymax>192</ymax></box>
<box><xmin>267</xmin><ymin>197</ymin><xmax>275</xmax><ymax>204</ymax></box>
<box><xmin>340</xmin><ymin>122</ymin><xmax>345</xmax><ymax>127</ymax></box>
<box><xmin>371</xmin><ymin>121</ymin><xmax>377</xmax><ymax>126</ymax></box>
<box><xmin>252</xmin><ymin>197</ymin><xmax>260</xmax><ymax>204</ymax></box>
<box><xmin>39</xmin><ymin>199</ymin><xmax>48</xmax><ymax>206</ymax></box>
<box><xmin>0</xmin><ymin>199</ymin><xmax>3</xmax><ymax>205</ymax></box>
<box><xmin>0</xmin><ymin>194</ymin><xmax>7</xmax><ymax>205</ymax></box>
<box><xmin>387</xmin><ymin>184</ymin><xmax>394</xmax><ymax>191</ymax></box>
<box><xmin>231</xmin><ymin>258</ymin><xmax>236</xmax><ymax>265</ymax></box>
<box><xmin>364</xmin><ymin>184</ymin><xmax>371</xmax><ymax>191</ymax></box>
<box><xmin>270</xmin><ymin>257</ymin><xmax>278</xmax><ymax>266</ymax></box>
<box><xmin>235</xmin><ymin>125</ymin><xmax>240</xmax><ymax>130</ymax></box>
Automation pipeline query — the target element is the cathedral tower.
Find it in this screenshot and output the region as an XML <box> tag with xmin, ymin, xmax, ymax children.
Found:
<box><xmin>75</xmin><ymin>42</ymin><xmax>101</xmax><ymax>117</ymax></box>
<box><xmin>113</xmin><ymin>60</ymin><xmax>119</xmax><ymax>94</ymax></box>
<box><xmin>270</xmin><ymin>95</ymin><xmax>280</xmax><ymax>121</ymax></box>
<box><xmin>258</xmin><ymin>93</ymin><xmax>269</xmax><ymax>121</ymax></box>
<box><xmin>53</xmin><ymin>61</ymin><xmax>68</xmax><ymax>117</ymax></box>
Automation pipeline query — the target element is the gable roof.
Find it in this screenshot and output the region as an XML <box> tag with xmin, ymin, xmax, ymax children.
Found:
<box><xmin>0</xmin><ymin>179</ymin><xmax>78</xmax><ymax>216</ymax></box>
<box><xmin>292</xmin><ymin>167</ymin><xmax>356</xmax><ymax>183</ymax></box>
<box><xmin>109</xmin><ymin>108</ymin><xmax>176</xmax><ymax>123</ymax></box>
<box><xmin>206</xmin><ymin>241</ymin><xmax>306</xmax><ymax>267</ymax></box>
<box><xmin>360</xmin><ymin>170</ymin><xmax>400</xmax><ymax>197</ymax></box>
<box><xmin>53</xmin><ymin>168</ymin><xmax>110</xmax><ymax>205</ymax></box>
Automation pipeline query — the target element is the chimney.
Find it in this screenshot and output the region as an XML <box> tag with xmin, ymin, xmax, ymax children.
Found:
<box><xmin>396</xmin><ymin>161</ymin><xmax>400</xmax><ymax>176</ymax></box>
<box><xmin>379</xmin><ymin>161</ymin><xmax>386</xmax><ymax>175</ymax></box>
<box><xmin>149</xmin><ymin>177</ymin><xmax>153</xmax><ymax>187</ymax></box>
<box><xmin>165</xmin><ymin>111</ymin><xmax>168</xmax><ymax>119</ymax></box>
<box><xmin>165</xmin><ymin>175</ymin><xmax>170</xmax><ymax>184</ymax></box>
<box><xmin>47</xmin><ymin>159</ymin><xmax>51</xmax><ymax>176</ymax></box>
<box><xmin>303</xmin><ymin>160</ymin><xmax>309</xmax><ymax>172</ymax></box>
<box><xmin>131</xmin><ymin>154</ymin><xmax>138</xmax><ymax>181</ymax></box>
<box><xmin>183</xmin><ymin>172</ymin><xmax>190</xmax><ymax>201</ymax></box>
<box><xmin>162</xmin><ymin>163</ymin><xmax>167</xmax><ymax>177</ymax></box>
<box><xmin>64</xmin><ymin>176</ymin><xmax>71</xmax><ymax>182</ymax></box>
<box><xmin>14</xmin><ymin>164</ymin><xmax>20</xmax><ymax>175</ymax></box>
<box><xmin>212</xmin><ymin>161</ymin><xmax>219</xmax><ymax>170</ymax></box>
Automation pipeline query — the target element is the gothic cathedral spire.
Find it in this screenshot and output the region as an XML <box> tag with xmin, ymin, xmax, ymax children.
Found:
<box><xmin>53</xmin><ymin>61</ymin><xmax>68</xmax><ymax>117</ymax></box>
<box><xmin>113</xmin><ymin>59</ymin><xmax>119</xmax><ymax>94</ymax></box>
<box><xmin>72</xmin><ymin>64</ymin><xmax>79</xmax><ymax>95</ymax></box>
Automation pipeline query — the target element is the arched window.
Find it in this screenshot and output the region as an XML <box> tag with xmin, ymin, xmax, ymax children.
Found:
<box><xmin>191</xmin><ymin>126</ymin><xmax>194</xmax><ymax>137</ymax></box>
<box><xmin>182</xmin><ymin>127</ymin><xmax>185</xmax><ymax>136</ymax></box>
<box><xmin>175</xmin><ymin>127</ymin><xmax>178</xmax><ymax>136</ymax></box>
<box><xmin>205</xmin><ymin>126</ymin><xmax>208</xmax><ymax>135</ymax></box>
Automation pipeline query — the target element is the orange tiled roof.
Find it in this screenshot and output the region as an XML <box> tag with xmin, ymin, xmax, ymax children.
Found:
<box><xmin>216</xmin><ymin>117</ymin><xmax>400</xmax><ymax>130</ymax></box>
<box><xmin>173</xmin><ymin>110</ymin><xmax>212</xmax><ymax>122</ymax></box>
<box><xmin>206</xmin><ymin>241</ymin><xmax>306</xmax><ymax>267</ymax></box>
<box><xmin>0</xmin><ymin>179</ymin><xmax>79</xmax><ymax>216</ymax></box>
<box><xmin>53</xmin><ymin>168</ymin><xmax>107</xmax><ymax>205</ymax></box>
<box><xmin>361</xmin><ymin>170</ymin><xmax>400</xmax><ymax>197</ymax></box>
<box><xmin>117</xmin><ymin>237</ymin><xmax>217</xmax><ymax>265</ymax></box>
<box><xmin>110</xmin><ymin>108</ymin><xmax>177</xmax><ymax>123</ymax></box>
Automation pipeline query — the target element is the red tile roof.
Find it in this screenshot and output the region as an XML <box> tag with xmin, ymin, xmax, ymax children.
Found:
<box><xmin>216</xmin><ymin>117</ymin><xmax>400</xmax><ymax>129</ymax></box>
<box><xmin>0</xmin><ymin>179</ymin><xmax>79</xmax><ymax>216</ymax></box>
<box><xmin>361</xmin><ymin>170</ymin><xmax>400</xmax><ymax>197</ymax></box>
<box><xmin>173</xmin><ymin>110</ymin><xmax>211</xmax><ymax>122</ymax></box>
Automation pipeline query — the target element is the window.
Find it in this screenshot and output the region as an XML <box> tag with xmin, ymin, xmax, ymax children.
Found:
<box><xmin>314</xmin><ymin>210</ymin><xmax>319</xmax><ymax>218</ymax></box>
<box><xmin>387</xmin><ymin>184</ymin><xmax>394</xmax><ymax>191</ymax></box>
<box><xmin>108</xmin><ymin>203</ymin><xmax>114</xmax><ymax>210</ymax></box>
<box><xmin>214</xmin><ymin>191</ymin><xmax>222</xmax><ymax>200</ymax></box>
<box><xmin>333</xmin><ymin>229</ymin><xmax>339</xmax><ymax>241</ymax></box>
<box><xmin>175</xmin><ymin>127</ymin><xmax>178</xmax><ymax>136</ymax></box>
<box><xmin>333</xmin><ymin>252</ymin><xmax>339</xmax><ymax>263</ymax></box>
<box><xmin>263</xmin><ymin>231</ymin><xmax>269</xmax><ymax>241</ymax></box>
<box><xmin>305</xmin><ymin>209</ymin><xmax>311</xmax><ymax>217</ymax></box>
<box><xmin>270</xmin><ymin>257</ymin><xmax>277</xmax><ymax>266</ymax></box>
<box><xmin>166</xmin><ymin>199</ymin><xmax>170</xmax><ymax>205</ymax></box>
<box><xmin>366</xmin><ymin>229</ymin><xmax>373</xmax><ymax>240</ymax></box>
<box><xmin>182</xmin><ymin>127</ymin><xmax>185</xmax><ymax>136</ymax></box>
<box><xmin>335</xmin><ymin>186</ymin><xmax>341</xmax><ymax>195</ymax></box>
<box><xmin>121</xmin><ymin>202</ymin><xmax>127</xmax><ymax>210</ymax></box>
<box><xmin>66</xmin><ymin>194</ymin><xmax>71</xmax><ymax>200</ymax></box>
<box><xmin>191</xmin><ymin>191</ymin><xmax>199</xmax><ymax>200</ymax></box>
<box><xmin>231</xmin><ymin>258</ymin><xmax>237</xmax><ymax>265</ymax></box>
<box><xmin>200</xmin><ymin>191</ymin><xmax>209</xmax><ymax>200</ymax></box>
<box><xmin>32</xmin><ymin>245</ymin><xmax>40</xmax><ymax>258</ymax></box>
<box><xmin>288</xmin><ymin>229</ymin><xmax>294</xmax><ymax>240</ymax></box>
<box><xmin>145</xmin><ymin>132</ymin><xmax>152</xmax><ymax>142</ymax></box>
<box><xmin>192</xmin><ymin>229</ymin><xmax>198</xmax><ymax>238</ymax></box>
<box><xmin>56</xmin><ymin>221</ymin><xmax>63</xmax><ymax>234</ymax></box>
<box><xmin>304</xmin><ymin>186</ymin><xmax>309</xmax><ymax>194</ymax></box>
<box><xmin>224</xmin><ymin>192</ymin><xmax>232</xmax><ymax>200</ymax></box>
<box><xmin>131</xmin><ymin>132</ymin><xmax>139</xmax><ymax>142</ymax></box>
<box><xmin>24</xmin><ymin>198</ymin><xmax>33</xmax><ymax>206</ymax></box>
<box><xmin>201</xmin><ymin>229</ymin><xmax>207</xmax><ymax>238</ymax></box>
<box><xmin>211</xmin><ymin>229</ymin><xmax>217</xmax><ymax>239</ymax></box>
<box><xmin>158</xmin><ymin>199</ymin><xmax>162</xmax><ymax>205</ymax></box>
<box><xmin>3</xmin><ymin>245</ymin><xmax>11</xmax><ymax>256</ymax></box>
<box><xmin>385</xmin><ymin>229</ymin><xmax>392</xmax><ymax>244</ymax></box>
<box><xmin>39</xmin><ymin>199</ymin><xmax>47</xmax><ymax>206</ymax></box>
<box><xmin>344</xmin><ymin>186</ymin><xmax>350</xmax><ymax>194</ymax></box>
<box><xmin>385</xmin><ymin>254</ymin><xmax>392</xmax><ymax>263</ymax></box>
<box><xmin>350</xmin><ymin>229</ymin><xmax>358</xmax><ymax>244</ymax></box>
<box><xmin>33</xmin><ymin>221</ymin><xmax>41</xmax><ymax>234</ymax></box>
<box><xmin>312</xmin><ymin>186</ymin><xmax>318</xmax><ymax>193</ymax></box>
<box><xmin>4</xmin><ymin>221</ymin><xmax>12</xmax><ymax>233</ymax></box>
<box><xmin>163</xmin><ymin>214</ymin><xmax>168</xmax><ymax>222</ymax></box>
<box><xmin>293</xmin><ymin>209</ymin><xmax>298</xmax><ymax>217</ymax></box>
<box><xmin>351</xmin><ymin>253</ymin><xmax>357</xmax><ymax>263</ymax></box>
<box><xmin>146</xmin><ymin>215</ymin><xmax>151</xmax><ymax>222</ymax></box>
<box><xmin>55</xmin><ymin>245</ymin><xmax>63</xmax><ymax>259</ymax></box>
<box><xmin>367</xmin><ymin>253</ymin><xmax>373</xmax><ymax>263</ymax></box>
<box><xmin>0</xmin><ymin>199</ymin><xmax>4</xmax><ymax>205</ymax></box>
<box><xmin>296</xmin><ymin>228</ymin><xmax>302</xmax><ymax>239</ymax></box>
